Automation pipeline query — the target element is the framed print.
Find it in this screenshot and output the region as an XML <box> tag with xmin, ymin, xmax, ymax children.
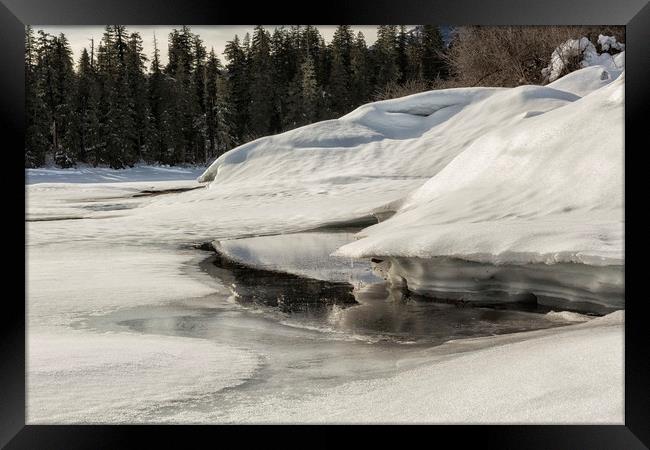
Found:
<box><xmin>2</xmin><ymin>0</ymin><xmax>649</xmax><ymax>447</ymax></box>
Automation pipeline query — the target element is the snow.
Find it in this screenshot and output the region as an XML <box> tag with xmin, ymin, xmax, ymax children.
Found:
<box><xmin>337</xmin><ymin>74</ymin><xmax>624</xmax><ymax>266</ymax></box>
<box><xmin>161</xmin><ymin>311</ymin><xmax>624</xmax><ymax>424</ymax></box>
<box><xmin>28</xmin><ymin>330</ymin><xmax>260</xmax><ymax>423</ymax></box>
<box><xmin>200</xmin><ymin>61</ymin><xmax>623</xmax><ymax>274</ymax></box>
<box><xmin>367</xmin><ymin>257</ymin><xmax>623</xmax><ymax>313</ymax></box>
<box><xmin>26</xmin><ymin>241</ymin><xmax>264</xmax><ymax>423</ymax></box>
<box><xmin>213</xmin><ymin>232</ymin><xmax>380</xmax><ymax>285</ymax></box>
<box><xmin>27</xmin><ymin>60</ymin><xmax>624</xmax><ymax>423</ymax></box>
<box><xmin>26</xmin><ymin>164</ymin><xmax>207</xmax><ymax>185</ymax></box>
<box><xmin>541</xmin><ymin>36</ymin><xmax>625</xmax><ymax>84</ymax></box>
<box><xmin>597</xmin><ymin>34</ymin><xmax>625</xmax><ymax>52</ymax></box>
<box><xmin>545</xmin><ymin>310</ymin><xmax>591</xmax><ymax>323</ymax></box>
<box><xmin>199</xmin><ymin>86</ymin><xmax>575</xmax><ymax>186</ymax></box>
<box><xmin>545</xmin><ymin>45</ymin><xmax>624</xmax><ymax>98</ymax></box>
<box><xmin>195</xmin><ymin>82</ymin><xmax>591</xmax><ymax>255</ymax></box>
<box><xmin>277</xmin><ymin>312</ymin><xmax>622</xmax><ymax>423</ymax></box>
<box><xmin>332</xmin><ymin>71</ymin><xmax>623</xmax><ymax>309</ymax></box>
<box><xmin>27</xmin><ymin>243</ymin><xmax>217</xmax><ymax>328</ymax></box>
<box><xmin>547</xmin><ymin>60</ymin><xmax>622</xmax><ymax>97</ymax></box>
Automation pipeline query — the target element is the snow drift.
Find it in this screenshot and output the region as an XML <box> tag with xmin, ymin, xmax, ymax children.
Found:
<box><xmin>198</xmin><ymin>86</ymin><xmax>577</xmax><ymax>185</ymax></box>
<box><xmin>339</xmin><ymin>74</ymin><xmax>623</xmax><ymax>263</ymax></box>
<box><xmin>200</xmin><ymin>54</ymin><xmax>624</xmax><ymax>311</ymax></box>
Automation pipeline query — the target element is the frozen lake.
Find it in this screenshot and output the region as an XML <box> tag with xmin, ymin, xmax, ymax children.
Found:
<box><xmin>65</xmin><ymin>233</ymin><xmax>577</xmax><ymax>422</ymax></box>
<box><xmin>25</xmin><ymin>168</ymin><xmax>623</xmax><ymax>424</ymax></box>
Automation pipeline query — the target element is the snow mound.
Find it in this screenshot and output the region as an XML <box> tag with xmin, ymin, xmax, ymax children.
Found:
<box><xmin>337</xmin><ymin>73</ymin><xmax>624</xmax><ymax>268</ymax></box>
<box><xmin>198</xmin><ymin>86</ymin><xmax>578</xmax><ymax>186</ymax></box>
<box><xmin>197</xmin><ymin>62</ymin><xmax>623</xmax><ymax>282</ymax></box>
<box><xmin>547</xmin><ymin>61</ymin><xmax>622</xmax><ymax>97</ymax></box>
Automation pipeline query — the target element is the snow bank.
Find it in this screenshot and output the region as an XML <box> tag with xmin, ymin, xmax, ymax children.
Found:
<box><xmin>547</xmin><ymin>60</ymin><xmax>623</xmax><ymax>98</ymax></box>
<box><xmin>213</xmin><ymin>232</ymin><xmax>379</xmax><ymax>284</ymax></box>
<box><xmin>198</xmin><ymin>86</ymin><xmax>578</xmax><ymax>186</ymax></box>
<box><xmin>196</xmin><ymin>62</ymin><xmax>624</xmax><ymax>293</ymax></box>
<box><xmin>331</xmin><ymin>72</ymin><xmax>623</xmax><ymax>309</ymax></box>
<box><xmin>183</xmin><ymin>84</ymin><xmax>587</xmax><ymax>251</ymax></box>
<box><xmin>196</xmin><ymin>76</ymin><xmax>603</xmax><ymax>249</ymax></box>
<box><xmin>338</xmin><ymin>73</ymin><xmax>623</xmax><ymax>265</ymax></box>
<box><xmin>369</xmin><ymin>256</ymin><xmax>623</xmax><ymax>313</ymax></box>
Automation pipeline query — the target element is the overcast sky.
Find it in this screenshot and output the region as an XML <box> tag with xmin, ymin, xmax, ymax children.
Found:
<box><xmin>34</xmin><ymin>26</ymin><xmax>383</xmax><ymax>67</ymax></box>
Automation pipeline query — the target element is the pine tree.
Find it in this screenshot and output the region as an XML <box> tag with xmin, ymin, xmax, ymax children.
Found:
<box><xmin>203</xmin><ymin>48</ymin><xmax>236</xmax><ymax>159</ymax></box>
<box><xmin>405</xmin><ymin>29</ymin><xmax>424</xmax><ymax>81</ymax></box>
<box><xmin>54</xmin><ymin>34</ymin><xmax>78</xmax><ymax>167</ymax></box>
<box><xmin>307</xmin><ymin>27</ymin><xmax>331</xmax><ymax>120</ymax></box>
<box><xmin>397</xmin><ymin>25</ymin><xmax>409</xmax><ymax>83</ymax></box>
<box><xmin>193</xmin><ymin>35</ymin><xmax>207</xmax><ymax>116</ymax></box>
<box><xmin>270</xmin><ymin>27</ymin><xmax>298</xmax><ymax>133</ymax></box>
<box><xmin>300</xmin><ymin>26</ymin><xmax>327</xmax><ymax>84</ymax></box>
<box><xmin>72</xmin><ymin>48</ymin><xmax>101</xmax><ymax>164</ymax></box>
<box><xmin>191</xmin><ymin>34</ymin><xmax>208</xmax><ymax>162</ymax></box>
<box><xmin>94</xmin><ymin>29</ymin><xmax>111</xmax><ymax>165</ymax></box>
<box><xmin>114</xmin><ymin>26</ymin><xmax>139</xmax><ymax>166</ymax></box>
<box><xmin>300</xmin><ymin>54</ymin><xmax>318</xmax><ymax>123</ymax></box>
<box><xmin>327</xmin><ymin>25</ymin><xmax>354</xmax><ymax>116</ymax></box>
<box><xmin>350</xmin><ymin>32</ymin><xmax>371</xmax><ymax>107</ymax></box>
<box><xmin>374</xmin><ymin>25</ymin><xmax>401</xmax><ymax>88</ymax></box>
<box><xmin>146</xmin><ymin>34</ymin><xmax>172</xmax><ymax>164</ymax></box>
<box><xmin>35</xmin><ymin>31</ymin><xmax>76</xmax><ymax>167</ymax></box>
<box><xmin>205</xmin><ymin>48</ymin><xmax>218</xmax><ymax>160</ymax></box>
<box><xmin>25</xmin><ymin>26</ymin><xmax>50</xmax><ymax>167</ymax></box>
<box><xmin>421</xmin><ymin>25</ymin><xmax>446</xmax><ymax>82</ymax></box>
<box><xmin>165</xmin><ymin>26</ymin><xmax>196</xmax><ymax>164</ymax></box>
<box><xmin>95</xmin><ymin>25</ymin><xmax>136</xmax><ymax>168</ymax></box>
<box><xmin>247</xmin><ymin>26</ymin><xmax>273</xmax><ymax>138</ymax></box>
<box><xmin>224</xmin><ymin>35</ymin><xmax>250</xmax><ymax>141</ymax></box>
<box><xmin>125</xmin><ymin>32</ymin><xmax>148</xmax><ymax>162</ymax></box>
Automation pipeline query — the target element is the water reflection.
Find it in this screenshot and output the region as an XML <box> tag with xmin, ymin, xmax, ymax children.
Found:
<box><xmin>211</xmin><ymin>250</ymin><xmax>357</xmax><ymax>312</ymax></box>
<box><xmin>206</xmin><ymin>252</ymin><xmax>572</xmax><ymax>345</ymax></box>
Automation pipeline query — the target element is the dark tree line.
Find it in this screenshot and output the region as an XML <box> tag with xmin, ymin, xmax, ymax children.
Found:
<box><xmin>25</xmin><ymin>25</ymin><xmax>448</xmax><ymax>168</ymax></box>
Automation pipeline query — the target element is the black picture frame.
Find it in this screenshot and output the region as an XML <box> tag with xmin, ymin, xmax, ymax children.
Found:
<box><xmin>3</xmin><ymin>0</ymin><xmax>648</xmax><ymax>447</ymax></box>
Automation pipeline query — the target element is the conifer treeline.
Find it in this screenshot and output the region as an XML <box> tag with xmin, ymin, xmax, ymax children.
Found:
<box><xmin>25</xmin><ymin>25</ymin><xmax>447</xmax><ymax>168</ymax></box>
